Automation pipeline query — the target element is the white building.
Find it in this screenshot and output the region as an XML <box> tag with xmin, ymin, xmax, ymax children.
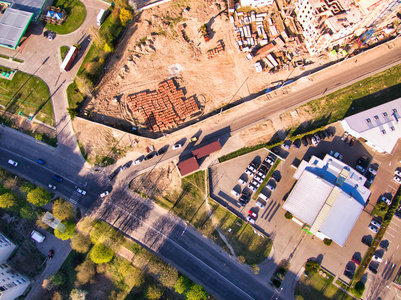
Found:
<box><xmin>0</xmin><ymin>233</ymin><xmax>30</xmax><ymax>300</ymax></box>
<box><xmin>283</xmin><ymin>154</ymin><xmax>371</xmax><ymax>246</ymax></box>
<box><xmin>240</xmin><ymin>0</ymin><xmax>274</xmax><ymax>7</ymax></box>
<box><xmin>341</xmin><ymin>98</ymin><xmax>401</xmax><ymax>154</ymax></box>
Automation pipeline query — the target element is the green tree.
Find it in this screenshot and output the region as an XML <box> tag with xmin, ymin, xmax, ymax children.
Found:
<box><xmin>51</xmin><ymin>271</ymin><xmax>66</xmax><ymax>286</ymax></box>
<box><xmin>124</xmin><ymin>268</ymin><xmax>144</xmax><ymax>288</ymax></box>
<box><xmin>90</xmin><ymin>243</ymin><xmax>114</xmax><ymax>264</ymax></box>
<box><xmin>20</xmin><ymin>204</ymin><xmax>37</xmax><ymax>219</ymax></box>
<box><xmin>174</xmin><ymin>275</ymin><xmax>192</xmax><ymax>294</ymax></box>
<box><xmin>75</xmin><ymin>260</ymin><xmax>95</xmax><ymax>285</ymax></box>
<box><xmin>252</xmin><ymin>264</ymin><xmax>260</xmax><ymax>274</ymax></box>
<box><xmin>104</xmin><ymin>42</ymin><xmax>114</xmax><ymax>52</ymax></box>
<box><xmin>237</xmin><ymin>256</ymin><xmax>245</xmax><ymax>264</ymax></box>
<box><xmin>187</xmin><ymin>284</ymin><xmax>208</xmax><ymax>300</ymax></box>
<box><xmin>146</xmin><ymin>284</ymin><xmax>163</xmax><ymax>300</ymax></box>
<box><xmin>53</xmin><ymin>199</ymin><xmax>75</xmax><ymax>221</ymax></box>
<box><xmin>27</xmin><ymin>187</ymin><xmax>51</xmax><ymax>206</ymax></box>
<box><xmin>55</xmin><ymin>221</ymin><xmax>76</xmax><ymax>240</ymax></box>
<box><xmin>119</xmin><ymin>8</ymin><xmax>133</xmax><ymax>26</ymax></box>
<box><xmin>159</xmin><ymin>265</ymin><xmax>178</xmax><ymax>288</ymax></box>
<box><xmin>285</xmin><ymin>211</ymin><xmax>293</xmax><ymax>219</ymax></box>
<box><xmin>0</xmin><ymin>193</ymin><xmax>16</xmax><ymax>209</ymax></box>
<box><xmin>305</xmin><ymin>260</ymin><xmax>320</xmax><ymax>275</ymax></box>
<box><xmin>67</xmin><ymin>108</ymin><xmax>79</xmax><ymax>120</ymax></box>
<box><xmin>352</xmin><ymin>281</ymin><xmax>365</xmax><ymax>297</ymax></box>
<box><xmin>70</xmin><ymin>233</ymin><xmax>92</xmax><ymax>253</ymax></box>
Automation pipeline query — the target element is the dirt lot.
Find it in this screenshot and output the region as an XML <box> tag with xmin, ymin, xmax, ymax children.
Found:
<box><xmin>88</xmin><ymin>0</ymin><xmax>325</xmax><ymax>136</ymax></box>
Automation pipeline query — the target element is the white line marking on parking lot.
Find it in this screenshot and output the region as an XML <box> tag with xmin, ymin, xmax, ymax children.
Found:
<box><xmin>391</xmin><ymin>222</ymin><xmax>400</xmax><ymax>227</ymax></box>
<box><xmin>386</xmin><ymin>232</ymin><xmax>395</xmax><ymax>237</ymax></box>
<box><xmin>389</xmin><ymin>226</ymin><xmax>398</xmax><ymax>232</ymax></box>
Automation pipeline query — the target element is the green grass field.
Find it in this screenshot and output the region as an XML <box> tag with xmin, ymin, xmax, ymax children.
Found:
<box><xmin>0</xmin><ymin>69</ymin><xmax>53</xmax><ymax>125</ymax></box>
<box><xmin>45</xmin><ymin>0</ymin><xmax>86</xmax><ymax>34</ymax></box>
<box><xmin>60</xmin><ymin>46</ymin><xmax>70</xmax><ymax>61</ymax></box>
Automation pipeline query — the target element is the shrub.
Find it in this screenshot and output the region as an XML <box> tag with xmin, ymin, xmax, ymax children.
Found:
<box><xmin>70</xmin><ymin>289</ymin><xmax>88</xmax><ymax>300</ymax></box>
<box><xmin>104</xmin><ymin>42</ymin><xmax>114</xmax><ymax>52</ymax></box>
<box><xmin>70</xmin><ymin>233</ymin><xmax>92</xmax><ymax>253</ymax></box>
<box><xmin>238</xmin><ymin>256</ymin><xmax>245</xmax><ymax>264</ymax></box>
<box><xmin>90</xmin><ymin>243</ymin><xmax>114</xmax><ymax>264</ymax></box>
<box><xmin>124</xmin><ymin>268</ymin><xmax>144</xmax><ymax>288</ymax></box>
<box><xmin>75</xmin><ymin>260</ymin><xmax>95</xmax><ymax>285</ymax></box>
<box><xmin>51</xmin><ymin>271</ymin><xmax>66</xmax><ymax>286</ymax></box>
<box><xmin>323</xmin><ymin>238</ymin><xmax>333</xmax><ymax>246</ymax></box>
<box><xmin>0</xmin><ymin>193</ymin><xmax>16</xmax><ymax>209</ymax></box>
<box><xmin>174</xmin><ymin>275</ymin><xmax>192</xmax><ymax>294</ymax></box>
<box><xmin>285</xmin><ymin>211</ymin><xmax>293</xmax><ymax>219</ymax></box>
<box><xmin>352</xmin><ymin>281</ymin><xmax>365</xmax><ymax>297</ymax></box>
<box><xmin>146</xmin><ymin>284</ymin><xmax>163</xmax><ymax>300</ymax></box>
<box><xmin>55</xmin><ymin>221</ymin><xmax>76</xmax><ymax>240</ymax></box>
<box><xmin>27</xmin><ymin>187</ymin><xmax>51</xmax><ymax>206</ymax></box>
<box><xmin>19</xmin><ymin>204</ymin><xmax>37</xmax><ymax>220</ymax></box>
<box><xmin>305</xmin><ymin>260</ymin><xmax>320</xmax><ymax>275</ymax></box>
<box><xmin>187</xmin><ymin>284</ymin><xmax>208</xmax><ymax>300</ymax></box>
<box><xmin>119</xmin><ymin>7</ymin><xmax>133</xmax><ymax>26</ymax></box>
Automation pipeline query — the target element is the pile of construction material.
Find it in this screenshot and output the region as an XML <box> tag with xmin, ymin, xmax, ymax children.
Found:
<box><xmin>207</xmin><ymin>40</ymin><xmax>225</xmax><ymax>59</ymax></box>
<box><xmin>126</xmin><ymin>79</ymin><xmax>199</xmax><ymax>132</ymax></box>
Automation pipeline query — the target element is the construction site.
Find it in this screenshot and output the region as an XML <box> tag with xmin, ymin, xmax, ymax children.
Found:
<box><xmin>82</xmin><ymin>0</ymin><xmax>400</xmax><ymax>138</ymax></box>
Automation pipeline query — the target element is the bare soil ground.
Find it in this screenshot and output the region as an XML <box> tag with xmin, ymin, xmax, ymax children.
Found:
<box><xmin>88</xmin><ymin>0</ymin><xmax>296</xmax><ymax>134</ymax></box>
<box><xmin>239</xmin><ymin>119</ymin><xmax>276</xmax><ymax>147</ymax></box>
<box><xmin>280</xmin><ymin>106</ymin><xmax>320</xmax><ymax>130</ymax></box>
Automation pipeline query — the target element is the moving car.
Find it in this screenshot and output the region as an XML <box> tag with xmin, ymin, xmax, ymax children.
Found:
<box><xmin>48</xmin><ymin>250</ymin><xmax>54</xmax><ymax>259</ymax></box>
<box><xmin>36</xmin><ymin>159</ymin><xmax>46</xmax><ymax>165</ymax></box>
<box><xmin>172</xmin><ymin>144</ymin><xmax>182</xmax><ymax>150</ymax></box>
<box><xmin>48</xmin><ymin>184</ymin><xmax>56</xmax><ymax>190</ymax></box>
<box><xmin>7</xmin><ymin>159</ymin><xmax>18</xmax><ymax>167</ymax></box>
<box><xmin>53</xmin><ymin>175</ymin><xmax>63</xmax><ymax>182</ymax></box>
<box><xmin>76</xmin><ymin>188</ymin><xmax>87</xmax><ymax>195</ymax></box>
<box><xmin>100</xmin><ymin>191</ymin><xmax>109</xmax><ymax>198</ymax></box>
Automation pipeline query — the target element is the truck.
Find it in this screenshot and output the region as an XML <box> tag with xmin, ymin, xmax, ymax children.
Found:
<box><xmin>97</xmin><ymin>9</ymin><xmax>108</xmax><ymax>26</ymax></box>
<box><xmin>60</xmin><ymin>46</ymin><xmax>79</xmax><ymax>72</ymax></box>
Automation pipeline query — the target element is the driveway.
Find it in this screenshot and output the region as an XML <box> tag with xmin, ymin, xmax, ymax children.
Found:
<box><xmin>25</xmin><ymin>228</ymin><xmax>71</xmax><ymax>299</ymax></box>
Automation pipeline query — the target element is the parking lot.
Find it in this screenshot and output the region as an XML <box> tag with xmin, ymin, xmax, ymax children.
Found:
<box><xmin>210</xmin><ymin>121</ymin><xmax>401</xmax><ymax>286</ymax></box>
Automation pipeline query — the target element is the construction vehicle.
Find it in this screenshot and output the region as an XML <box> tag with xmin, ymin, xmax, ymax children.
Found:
<box><xmin>199</xmin><ymin>24</ymin><xmax>210</xmax><ymax>42</ymax></box>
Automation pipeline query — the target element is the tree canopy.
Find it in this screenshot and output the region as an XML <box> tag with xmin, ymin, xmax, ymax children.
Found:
<box><xmin>55</xmin><ymin>221</ymin><xmax>76</xmax><ymax>240</ymax></box>
<box><xmin>53</xmin><ymin>199</ymin><xmax>75</xmax><ymax>221</ymax></box>
<box><xmin>27</xmin><ymin>187</ymin><xmax>51</xmax><ymax>206</ymax></box>
<box><xmin>174</xmin><ymin>275</ymin><xmax>191</xmax><ymax>294</ymax></box>
<box><xmin>90</xmin><ymin>243</ymin><xmax>114</xmax><ymax>264</ymax></box>
<box><xmin>0</xmin><ymin>193</ymin><xmax>16</xmax><ymax>209</ymax></box>
<box><xmin>187</xmin><ymin>284</ymin><xmax>208</xmax><ymax>300</ymax></box>
<box><xmin>70</xmin><ymin>233</ymin><xmax>92</xmax><ymax>253</ymax></box>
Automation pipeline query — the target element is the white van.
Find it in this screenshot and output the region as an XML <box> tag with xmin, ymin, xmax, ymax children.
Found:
<box><xmin>259</xmin><ymin>192</ymin><xmax>269</xmax><ymax>201</ymax></box>
<box><xmin>31</xmin><ymin>230</ymin><xmax>45</xmax><ymax>243</ymax></box>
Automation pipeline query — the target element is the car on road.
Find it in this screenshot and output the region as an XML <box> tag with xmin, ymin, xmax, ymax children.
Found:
<box><xmin>53</xmin><ymin>175</ymin><xmax>63</xmax><ymax>182</ymax></box>
<box><xmin>134</xmin><ymin>158</ymin><xmax>142</xmax><ymax>165</ymax></box>
<box><xmin>394</xmin><ymin>175</ymin><xmax>401</xmax><ymax>183</ymax></box>
<box><xmin>231</xmin><ymin>190</ymin><xmax>240</xmax><ymax>197</ymax></box>
<box><xmin>352</xmin><ymin>257</ymin><xmax>361</xmax><ymax>265</ymax></box>
<box><xmin>381</xmin><ymin>196</ymin><xmax>391</xmax><ymax>206</ymax></box>
<box><xmin>100</xmin><ymin>191</ymin><xmax>109</xmax><ymax>198</ymax></box>
<box><xmin>370</xmin><ymin>219</ymin><xmax>381</xmax><ymax>228</ymax></box>
<box><xmin>76</xmin><ymin>188</ymin><xmax>87</xmax><ymax>195</ymax></box>
<box><xmin>368</xmin><ymin>224</ymin><xmax>378</xmax><ymax>233</ymax></box>
<box><xmin>172</xmin><ymin>144</ymin><xmax>182</xmax><ymax>150</ymax></box>
<box><xmin>247</xmin><ymin>210</ymin><xmax>257</xmax><ymax>224</ymax></box>
<box><xmin>245</xmin><ymin>169</ymin><xmax>254</xmax><ymax>176</ymax></box>
<box><xmin>48</xmin><ymin>250</ymin><xmax>54</xmax><ymax>259</ymax></box>
<box><xmin>238</xmin><ymin>178</ymin><xmax>247</xmax><ymax>185</ymax></box>
<box><xmin>248</xmin><ymin>184</ymin><xmax>257</xmax><ymax>192</ymax></box>
<box><xmin>120</xmin><ymin>165</ymin><xmax>128</xmax><ymax>171</ymax></box>
<box><xmin>48</xmin><ymin>184</ymin><xmax>56</xmax><ymax>190</ymax></box>
<box><xmin>266</xmin><ymin>183</ymin><xmax>275</xmax><ymax>191</ymax></box>
<box><xmin>36</xmin><ymin>159</ymin><xmax>46</xmax><ymax>165</ymax></box>
<box><xmin>7</xmin><ymin>159</ymin><xmax>18</xmax><ymax>167</ymax></box>
<box><xmin>256</xmin><ymin>199</ymin><xmax>265</xmax><ymax>209</ymax></box>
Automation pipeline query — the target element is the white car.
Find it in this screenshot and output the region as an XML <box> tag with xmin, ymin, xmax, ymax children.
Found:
<box><xmin>231</xmin><ymin>190</ymin><xmax>240</xmax><ymax>197</ymax></box>
<box><xmin>248</xmin><ymin>164</ymin><xmax>257</xmax><ymax>173</ymax></box>
<box><xmin>370</xmin><ymin>219</ymin><xmax>381</xmax><ymax>228</ymax></box>
<box><xmin>311</xmin><ymin>136</ymin><xmax>318</xmax><ymax>146</ymax></box>
<box><xmin>394</xmin><ymin>175</ymin><xmax>401</xmax><ymax>183</ymax></box>
<box><xmin>254</xmin><ymin>175</ymin><xmax>263</xmax><ymax>183</ymax></box>
<box><xmin>48</xmin><ymin>184</ymin><xmax>56</xmax><ymax>190</ymax></box>
<box><xmin>251</xmin><ymin>180</ymin><xmax>261</xmax><ymax>188</ymax></box>
<box><xmin>246</xmin><ymin>215</ymin><xmax>256</xmax><ymax>224</ymax></box>
<box><xmin>172</xmin><ymin>144</ymin><xmax>182</xmax><ymax>150</ymax></box>
<box><xmin>245</xmin><ymin>169</ymin><xmax>254</xmax><ymax>176</ymax></box>
<box><xmin>7</xmin><ymin>159</ymin><xmax>18</xmax><ymax>167</ymax></box>
<box><xmin>100</xmin><ymin>191</ymin><xmax>109</xmax><ymax>198</ymax></box>
<box><xmin>395</xmin><ymin>170</ymin><xmax>401</xmax><ymax>177</ymax></box>
<box><xmin>248</xmin><ymin>184</ymin><xmax>257</xmax><ymax>192</ymax></box>
<box><xmin>372</xmin><ymin>255</ymin><xmax>383</xmax><ymax>263</ymax></box>
<box><xmin>257</xmin><ymin>171</ymin><xmax>266</xmax><ymax>178</ymax></box>
<box><xmin>381</xmin><ymin>196</ymin><xmax>391</xmax><ymax>205</ymax></box>
<box><xmin>368</xmin><ymin>167</ymin><xmax>377</xmax><ymax>175</ymax></box>
<box><xmin>238</xmin><ymin>178</ymin><xmax>247</xmax><ymax>185</ymax></box>
<box><xmin>134</xmin><ymin>159</ymin><xmax>142</xmax><ymax>165</ymax></box>
<box><xmin>76</xmin><ymin>188</ymin><xmax>87</xmax><ymax>195</ymax></box>
<box><xmin>264</xmin><ymin>158</ymin><xmax>274</xmax><ymax>165</ymax></box>
<box><xmin>369</xmin><ymin>224</ymin><xmax>378</xmax><ymax>233</ymax></box>
<box><xmin>259</xmin><ymin>192</ymin><xmax>269</xmax><ymax>201</ymax></box>
<box><xmin>256</xmin><ymin>200</ymin><xmax>265</xmax><ymax>209</ymax></box>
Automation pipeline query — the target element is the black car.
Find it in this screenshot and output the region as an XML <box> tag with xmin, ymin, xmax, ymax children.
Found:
<box><xmin>301</xmin><ymin>136</ymin><xmax>308</xmax><ymax>147</ymax></box>
<box><xmin>48</xmin><ymin>250</ymin><xmax>54</xmax><ymax>259</ymax></box>
<box><xmin>108</xmin><ymin>172</ymin><xmax>117</xmax><ymax>181</ymax></box>
<box><xmin>271</xmin><ymin>173</ymin><xmax>281</xmax><ymax>182</ymax></box>
<box><xmin>318</xmin><ymin>132</ymin><xmax>326</xmax><ymax>140</ymax></box>
<box><xmin>323</xmin><ymin>131</ymin><xmax>330</xmax><ymax>139</ymax></box>
<box><xmin>145</xmin><ymin>153</ymin><xmax>155</xmax><ymax>160</ymax></box>
<box><xmin>293</xmin><ymin>139</ymin><xmax>301</xmax><ymax>148</ymax></box>
<box><xmin>237</xmin><ymin>195</ymin><xmax>250</xmax><ymax>207</ymax></box>
<box><xmin>306</xmin><ymin>135</ymin><xmax>312</xmax><ymax>145</ymax></box>
<box><xmin>380</xmin><ymin>240</ymin><xmax>389</xmax><ymax>251</ymax></box>
<box><xmin>362</xmin><ymin>236</ymin><xmax>371</xmax><ymax>246</ymax></box>
<box><xmin>344</xmin><ymin>270</ymin><xmax>354</xmax><ymax>279</ymax></box>
<box><xmin>259</xmin><ymin>165</ymin><xmax>268</xmax><ymax>174</ymax></box>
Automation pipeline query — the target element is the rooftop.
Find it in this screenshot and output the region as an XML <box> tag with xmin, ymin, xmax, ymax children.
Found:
<box><xmin>192</xmin><ymin>140</ymin><xmax>222</xmax><ymax>159</ymax></box>
<box><xmin>0</xmin><ymin>8</ymin><xmax>32</xmax><ymax>49</ymax></box>
<box><xmin>177</xmin><ymin>157</ymin><xmax>200</xmax><ymax>177</ymax></box>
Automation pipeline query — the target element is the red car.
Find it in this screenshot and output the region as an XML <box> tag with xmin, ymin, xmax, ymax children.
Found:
<box><xmin>351</xmin><ymin>257</ymin><xmax>360</xmax><ymax>265</ymax></box>
<box><xmin>247</xmin><ymin>210</ymin><xmax>257</xmax><ymax>224</ymax></box>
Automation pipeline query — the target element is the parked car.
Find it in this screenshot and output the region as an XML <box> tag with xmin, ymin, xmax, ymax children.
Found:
<box><xmin>368</xmin><ymin>166</ymin><xmax>378</xmax><ymax>175</ymax></box>
<box><xmin>352</xmin><ymin>257</ymin><xmax>361</xmax><ymax>265</ymax></box>
<box><xmin>254</xmin><ymin>175</ymin><xmax>263</xmax><ymax>183</ymax></box>
<box><xmin>259</xmin><ymin>165</ymin><xmax>268</xmax><ymax>174</ymax></box>
<box><xmin>7</xmin><ymin>159</ymin><xmax>18</xmax><ymax>167</ymax></box>
<box><xmin>372</xmin><ymin>255</ymin><xmax>383</xmax><ymax>263</ymax></box>
<box><xmin>301</xmin><ymin>136</ymin><xmax>309</xmax><ymax>147</ymax></box>
<box><xmin>247</xmin><ymin>210</ymin><xmax>257</xmax><ymax>224</ymax></box>
<box><xmin>394</xmin><ymin>175</ymin><xmax>401</xmax><ymax>183</ymax></box>
<box><xmin>145</xmin><ymin>153</ymin><xmax>155</xmax><ymax>160</ymax></box>
<box><xmin>238</xmin><ymin>178</ymin><xmax>247</xmax><ymax>185</ymax></box>
<box><xmin>134</xmin><ymin>158</ymin><xmax>142</xmax><ymax>165</ymax></box>
<box><xmin>314</xmin><ymin>134</ymin><xmax>321</xmax><ymax>144</ymax></box>
<box><xmin>256</xmin><ymin>199</ymin><xmax>265</xmax><ymax>209</ymax></box>
<box><xmin>282</xmin><ymin>142</ymin><xmax>290</xmax><ymax>150</ymax></box>
<box><xmin>380</xmin><ymin>240</ymin><xmax>389</xmax><ymax>251</ymax></box>
<box><xmin>237</xmin><ymin>194</ymin><xmax>250</xmax><ymax>207</ymax></box>
<box><xmin>231</xmin><ymin>190</ymin><xmax>240</xmax><ymax>197</ymax></box>
<box><xmin>370</xmin><ymin>219</ymin><xmax>381</xmax><ymax>228</ymax></box>
<box><xmin>271</xmin><ymin>173</ymin><xmax>280</xmax><ymax>182</ymax></box>
<box><xmin>248</xmin><ymin>164</ymin><xmax>257</xmax><ymax>173</ymax></box>
<box><xmin>361</xmin><ymin>236</ymin><xmax>371</xmax><ymax>246</ymax></box>
<box><xmin>293</xmin><ymin>139</ymin><xmax>301</xmax><ymax>148</ymax></box>
<box><xmin>108</xmin><ymin>172</ymin><xmax>117</xmax><ymax>181</ymax></box>
<box><xmin>369</xmin><ymin>264</ymin><xmax>378</xmax><ymax>274</ymax></box>
<box><xmin>266</xmin><ymin>183</ymin><xmax>275</xmax><ymax>191</ymax></box>
<box><xmin>190</xmin><ymin>137</ymin><xmax>198</xmax><ymax>142</ymax></box>
<box><xmin>251</xmin><ymin>180</ymin><xmax>261</xmax><ymax>188</ymax></box>
<box><xmin>100</xmin><ymin>191</ymin><xmax>110</xmax><ymax>198</ymax></box>
<box><xmin>356</xmin><ymin>165</ymin><xmax>366</xmax><ymax>174</ymax></box>
<box><xmin>369</xmin><ymin>224</ymin><xmax>378</xmax><ymax>233</ymax></box>
<box><xmin>248</xmin><ymin>184</ymin><xmax>257</xmax><ymax>192</ymax></box>
<box><xmin>305</xmin><ymin>135</ymin><xmax>312</xmax><ymax>145</ymax></box>
<box><xmin>172</xmin><ymin>144</ymin><xmax>182</xmax><ymax>150</ymax></box>
<box><xmin>341</xmin><ymin>131</ymin><xmax>349</xmax><ymax>142</ymax></box>
<box><xmin>48</xmin><ymin>250</ymin><xmax>54</xmax><ymax>259</ymax></box>
<box><xmin>257</xmin><ymin>171</ymin><xmax>266</xmax><ymax>178</ymax></box>
<box><xmin>76</xmin><ymin>188</ymin><xmax>87</xmax><ymax>195</ymax></box>
<box><xmin>53</xmin><ymin>175</ymin><xmax>63</xmax><ymax>182</ymax></box>
<box><xmin>36</xmin><ymin>159</ymin><xmax>46</xmax><ymax>165</ymax></box>
<box><xmin>381</xmin><ymin>195</ymin><xmax>392</xmax><ymax>205</ymax></box>
<box><xmin>264</xmin><ymin>157</ymin><xmax>274</xmax><ymax>166</ymax></box>
<box><xmin>318</xmin><ymin>132</ymin><xmax>326</xmax><ymax>140</ymax></box>
<box><xmin>245</xmin><ymin>169</ymin><xmax>254</xmax><ymax>176</ymax></box>
<box><xmin>395</xmin><ymin>169</ymin><xmax>401</xmax><ymax>177</ymax></box>
<box><xmin>311</xmin><ymin>136</ymin><xmax>318</xmax><ymax>146</ymax></box>
<box><xmin>326</xmin><ymin>129</ymin><xmax>334</xmax><ymax>137</ymax></box>
<box><xmin>349</xmin><ymin>136</ymin><xmax>356</xmax><ymax>147</ymax></box>
<box><xmin>48</xmin><ymin>184</ymin><xmax>56</xmax><ymax>190</ymax></box>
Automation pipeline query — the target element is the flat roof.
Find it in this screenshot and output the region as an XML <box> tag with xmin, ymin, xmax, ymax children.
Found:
<box><xmin>0</xmin><ymin>8</ymin><xmax>33</xmax><ymax>49</ymax></box>
<box><xmin>4</xmin><ymin>0</ymin><xmax>46</xmax><ymax>20</ymax></box>
<box><xmin>177</xmin><ymin>157</ymin><xmax>200</xmax><ymax>177</ymax></box>
<box><xmin>192</xmin><ymin>140</ymin><xmax>222</xmax><ymax>159</ymax></box>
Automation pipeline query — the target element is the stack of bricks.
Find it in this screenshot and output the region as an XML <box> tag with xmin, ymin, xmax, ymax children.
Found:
<box><xmin>177</xmin><ymin>24</ymin><xmax>190</xmax><ymax>43</ymax></box>
<box><xmin>207</xmin><ymin>40</ymin><xmax>225</xmax><ymax>59</ymax></box>
<box><xmin>126</xmin><ymin>79</ymin><xmax>199</xmax><ymax>132</ymax></box>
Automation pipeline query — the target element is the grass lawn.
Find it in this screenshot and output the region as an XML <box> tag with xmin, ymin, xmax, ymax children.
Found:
<box><xmin>66</xmin><ymin>80</ymin><xmax>84</xmax><ymax>109</ymax></box>
<box><xmin>60</xmin><ymin>46</ymin><xmax>70</xmax><ymax>61</ymax></box>
<box><xmin>296</xmin><ymin>273</ymin><xmax>354</xmax><ymax>300</ymax></box>
<box><xmin>45</xmin><ymin>0</ymin><xmax>86</xmax><ymax>34</ymax></box>
<box><xmin>285</xmin><ymin>64</ymin><xmax>401</xmax><ymax>136</ymax></box>
<box><xmin>0</xmin><ymin>69</ymin><xmax>53</xmax><ymax>125</ymax></box>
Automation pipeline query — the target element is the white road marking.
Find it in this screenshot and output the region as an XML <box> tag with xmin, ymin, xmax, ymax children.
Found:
<box><xmin>386</xmin><ymin>232</ymin><xmax>395</xmax><ymax>237</ymax></box>
<box><xmin>388</xmin><ymin>226</ymin><xmax>397</xmax><ymax>232</ymax></box>
<box><xmin>391</xmin><ymin>222</ymin><xmax>400</xmax><ymax>227</ymax></box>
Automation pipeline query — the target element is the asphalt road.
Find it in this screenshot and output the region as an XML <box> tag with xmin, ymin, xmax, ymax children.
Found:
<box><xmin>0</xmin><ymin>37</ymin><xmax>401</xmax><ymax>299</ymax></box>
